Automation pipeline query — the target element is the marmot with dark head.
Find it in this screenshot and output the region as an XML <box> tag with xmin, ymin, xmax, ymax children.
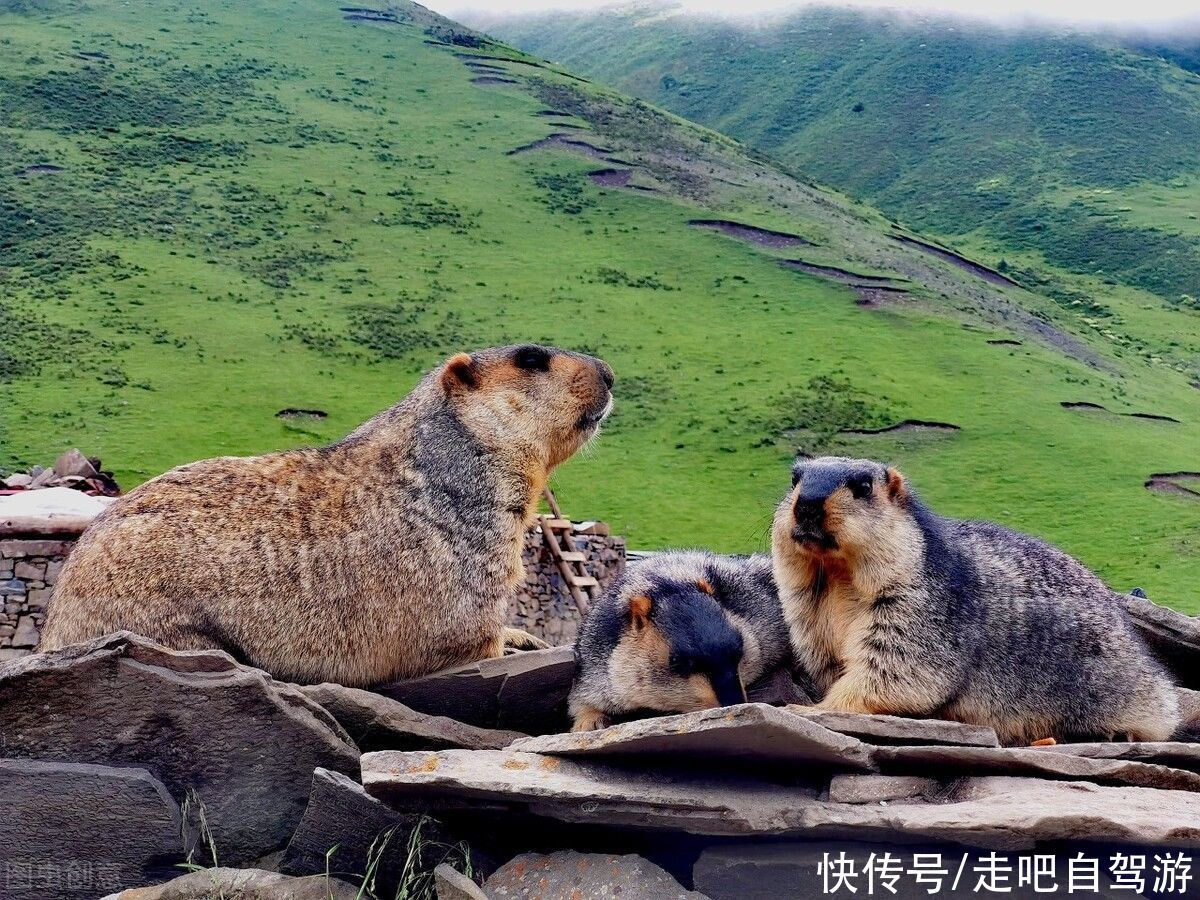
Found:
<box><xmin>42</xmin><ymin>345</ymin><xmax>614</xmax><ymax>686</ymax></box>
<box><xmin>772</xmin><ymin>456</ymin><xmax>1180</xmax><ymax>745</ymax></box>
<box><xmin>569</xmin><ymin>551</ymin><xmax>793</xmax><ymax>731</ymax></box>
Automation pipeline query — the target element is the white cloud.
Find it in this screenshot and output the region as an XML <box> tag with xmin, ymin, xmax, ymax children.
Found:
<box><xmin>433</xmin><ymin>0</ymin><xmax>1200</xmax><ymax>29</ymax></box>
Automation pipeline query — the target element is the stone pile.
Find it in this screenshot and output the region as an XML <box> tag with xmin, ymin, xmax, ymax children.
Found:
<box><xmin>2</xmin><ymin>449</ymin><xmax>121</xmax><ymax>496</ymax></box>
<box><xmin>1</xmin><ymin>591</ymin><xmax>1197</xmax><ymax>900</ymax></box>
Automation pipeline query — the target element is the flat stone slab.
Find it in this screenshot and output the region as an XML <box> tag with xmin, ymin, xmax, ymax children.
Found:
<box><xmin>102</xmin><ymin>867</ymin><xmax>361</xmax><ymax>899</ymax></box>
<box><xmin>281</xmin><ymin>768</ymin><xmax>446</xmax><ymax>898</ymax></box>
<box><xmin>363</xmin><ymin>751</ymin><xmax>1200</xmax><ymax>849</ymax></box>
<box><xmin>1124</xmin><ymin>594</ymin><xmax>1200</xmax><ymax>688</ymax></box>
<box><xmin>0</xmin><ymin>759</ymin><xmax>191</xmax><ymax>900</ymax></box>
<box><xmin>302</xmin><ymin>682</ymin><xmax>526</xmax><ymax>751</ymax></box>
<box><xmin>509</xmin><ymin>704</ymin><xmax>876</xmax><ymax>771</ymax></box>
<box><xmin>485</xmin><ymin>851</ymin><xmax>708</xmax><ymax>898</ymax></box>
<box><xmin>375</xmin><ymin>646</ymin><xmax>575</xmax><ymax>735</ymax></box>
<box><xmin>1033</xmin><ymin>741</ymin><xmax>1200</xmax><ymax>771</ymax></box>
<box><xmin>828</xmin><ymin>774</ymin><xmax>940</xmax><ymax>804</ymax></box>
<box><xmin>0</xmin><ymin>632</ymin><xmax>359</xmax><ymax>863</ymax></box>
<box><xmin>787</xmin><ymin>709</ymin><xmax>999</xmax><ymax>747</ymax></box>
<box><xmin>875</xmin><ymin>743</ymin><xmax>1200</xmax><ymax>792</ymax></box>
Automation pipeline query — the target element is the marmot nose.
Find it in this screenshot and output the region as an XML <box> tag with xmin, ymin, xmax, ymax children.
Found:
<box><xmin>596</xmin><ymin>360</ymin><xmax>615</xmax><ymax>389</ymax></box>
<box><xmin>793</xmin><ymin>495</ymin><xmax>826</xmax><ymax>526</ymax></box>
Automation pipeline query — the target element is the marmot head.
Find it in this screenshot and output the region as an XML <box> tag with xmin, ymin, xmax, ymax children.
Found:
<box><xmin>440</xmin><ymin>344</ymin><xmax>614</xmax><ymax>469</ymax></box>
<box><xmin>598</xmin><ymin>576</ymin><xmax>749</xmax><ymax>718</ymax></box>
<box><xmin>772</xmin><ymin>456</ymin><xmax>915</xmax><ymax>572</ymax></box>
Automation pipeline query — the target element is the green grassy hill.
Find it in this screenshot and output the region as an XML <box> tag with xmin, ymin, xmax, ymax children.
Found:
<box><xmin>2</xmin><ymin>0</ymin><xmax>1197</xmax><ymax>609</ymax></box>
<box><xmin>479</xmin><ymin>5</ymin><xmax>1200</xmax><ymax>333</ymax></box>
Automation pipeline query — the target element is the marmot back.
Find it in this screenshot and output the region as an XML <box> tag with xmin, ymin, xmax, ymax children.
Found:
<box><xmin>772</xmin><ymin>456</ymin><xmax>1180</xmax><ymax>745</ymax></box>
<box><xmin>42</xmin><ymin>345</ymin><xmax>614</xmax><ymax>686</ymax></box>
<box><xmin>569</xmin><ymin>550</ymin><xmax>793</xmax><ymax>731</ymax></box>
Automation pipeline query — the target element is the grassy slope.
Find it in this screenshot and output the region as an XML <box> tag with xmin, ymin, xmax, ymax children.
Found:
<box><xmin>1</xmin><ymin>0</ymin><xmax>1197</xmax><ymax>609</ymax></box>
<box><xmin>480</xmin><ymin>6</ymin><xmax>1200</xmax><ymax>364</ymax></box>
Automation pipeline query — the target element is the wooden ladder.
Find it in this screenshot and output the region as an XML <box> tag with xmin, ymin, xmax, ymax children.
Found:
<box><xmin>538</xmin><ymin>487</ymin><xmax>600</xmax><ymax>616</ymax></box>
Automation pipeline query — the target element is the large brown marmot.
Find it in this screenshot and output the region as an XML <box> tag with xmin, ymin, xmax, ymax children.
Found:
<box><xmin>41</xmin><ymin>345</ymin><xmax>614</xmax><ymax>686</ymax></box>
<box><xmin>772</xmin><ymin>455</ymin><xmax>1180</xmax><ymax>745</ymax></box>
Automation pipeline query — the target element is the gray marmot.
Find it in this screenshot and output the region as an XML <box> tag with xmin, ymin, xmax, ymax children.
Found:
<box><xmin>772</xmin><ymin>455</ymin><xmax>1180</xmax><ymax>745</ymax></box>
<box><xmin>568</xmin><ymin>550</ymin><xmax>793</xmax><ymax>732</ymax></box>
<box><xmin>41</xmin><ymin>345</ymin><xmax>614</xmax><ymax>686</ymax></box>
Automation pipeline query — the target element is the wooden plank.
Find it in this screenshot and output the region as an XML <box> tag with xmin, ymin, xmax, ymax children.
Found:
<box><xmin>570</xmin><ymin>576</ymin><xmax>599</xmax><ymax>588</ymax></box>
<box><xmin>557</xmin><ymin>551</ymin><xmax>586</xmax><ymax>563</ymax></box>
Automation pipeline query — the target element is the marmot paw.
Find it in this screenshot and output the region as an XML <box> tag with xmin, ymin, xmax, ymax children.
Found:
<box><xmin>501</xmin><ymin>627</ymin><xmax>550</xmax><ymax>651</ymax></box>
<box><xmin>571</xmin><ymin>707</ymin><xmax>610</xmax><ymax>732</ymax></box>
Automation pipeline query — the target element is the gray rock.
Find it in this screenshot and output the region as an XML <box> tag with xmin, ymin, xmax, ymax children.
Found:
<box><xmin>827</xmin><ymin>774</ymin><xmax>939</xmax><ymax>804</ymax></box>
<box><xmin>3</xmin><ymin>473</ymin><xmax>32</xmax><ymax>488</ymax></box>
<box><xmin>362</xmin><ymin>751</ymin><xmax>1200</xmax><ymax>849</ymax></box>
<box><xmin>485</xmin><ymin>851</ymin><xmax>707</xmax><ymax>899</ymax></box>
<box><xmin>53</xmin><ymin>449</ymin><xmax>99</xmax><ymax>479</ymax></box>
<box><xmin>788</xmin><ymin>710</ymin><xmax>999</xmax><ymax>747</ymax></box>
<box><xmin>1124</xmin><ymin>593</ymin><xmax>1200</xmax><ymax>688</ymax></box>
<box><xmin>302</xmin><ymin>682</ymin><xmax>526</xmax><ymax>751</ymax></box>
<box><xmin>376</xmin><ymin>645</ymin><xmax>575</xmax><ymax>734</ymax></box>
<box><xmin>0</xmin><ymin>632</ymin><xmax>359</xmax><ymax>863</ymax></box>
<box><xmin>101</xmin><ymin>867</ymin><xmax>361</xmax><ymax>899</ymax></box>
<box><xmin>874</xmin><ymin>743</ymin><xmax>1200</xmax><ymax>792</ymax></box>
<box><xmin>280</xmin><ymin>768</ymin><xmax>446</xmax><ymax>897</ymax></box>
<box><xmin>0</xmin><ymin>758</ymin><xmax>191</xmax><ymax>900</ymax></box>
<box><xmin>435</xmin><ymin>864</ymin><xmax>488</xmax><ymax>900</ymax></box>
<box><xmin>1033</xmin><ymin>741</ymin><xmax>1200</xmax><ymax>771</ymax></box>
<box><xmin>509</xmin><ymin>704</ymin><xmax>876</xmax><ymax>770</ymax></box>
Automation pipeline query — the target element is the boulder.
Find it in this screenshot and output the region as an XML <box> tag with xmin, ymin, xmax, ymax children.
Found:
<box><xmin>0</xmin><ymin>632</ymin><xmax>359</xmax><ymax>863</ymax></box>
<box><xmin>0</xmin><ymin>758</ymin><xmax>192</xmax><ymax>900</ymax></box>
<box><xmin>485</xmin><ymin>851</ymin><xmax>708</xmax><ymax>899</ymax></box>
<box><xmin>301</xmin><ymin>682</ymin><xmax>525</xmax><ymax>751</ymax></box>
<box><xmin>280</xmin><ymin>767</ymin><xmax>447</xmax><ymax>897</ymax></box>
<box><xmin>375</xmin><ymin>646</ymin><xmax>575</xmax><ymax>734</ymax></box>
<box><xmin>1124</xmin><ymin>594</ymin><xmax>1200</xmax><ymax>688</ymax></box>
<box><xmin>362</xmin><ymin>751</ymin><xmax>1200</xmax><ymax>849</ymax></box>
<box><xmin>509</xmin><ymin>704</ymin><xmax>876</xmax><ymax>771</ymax></box>
<box><xmin>873</xmin><ymin>743</ymin><xmax>1200</xmax><ymax>792</ymax></box>
<box><xmin>435</xmin><ymin>864</ymin><xmax>488</xmax><ymax>900</ymax></box>
<box><xmin>53</xmin><ymin>449</ymin><xmax>99</xmax><ymax>479</ymax></box>
<box><xmin>100</xmin><ymin>868</ymin><xmax>361</xmax><ymax>899</ymax></box>
<box><xmin>787</xmin><ymin>710</ymin><xmax>999</xmax><ymax>747</ymax></box>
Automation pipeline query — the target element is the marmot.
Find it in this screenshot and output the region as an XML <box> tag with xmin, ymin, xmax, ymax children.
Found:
<box><xmin>569</xmin><ymin>550</ymin><xmax>793</xmax><ymax>731</ymax></box>
<box><xmin>772</xmin><ymin>456</ymin><xmax>1180</xmax><ymax>745</ymax></box>
<box><xmin>41</xmin><ymin>345</ymin><xmax>614</xmax><ymax>686</ymax></box>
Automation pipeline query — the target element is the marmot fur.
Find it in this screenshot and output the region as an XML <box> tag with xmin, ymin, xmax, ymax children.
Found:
<box><xmin>569</xmin><ymin>550</ymin><xmax>792</xmax><ymax>732</ymax></box>
<box><xmin>41</xmin><ymin>345</ymin><xmax>614</xmax><ymax>686</ymax></box>
<box><xmin>772</xmin><ymin>456</ymin><xmax>1179</xmax><ymax>745</ymax></box>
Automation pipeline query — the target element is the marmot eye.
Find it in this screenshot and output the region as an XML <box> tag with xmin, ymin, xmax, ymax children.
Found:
<box><xmin>849</xmin><ymin>477</ymin><xmax>873</xmax><ymax>500</ymax></box>
<box><xmin>514</xmin><ymin>345</ymin><xmax>551</xmax><ymax>371</ymax></box>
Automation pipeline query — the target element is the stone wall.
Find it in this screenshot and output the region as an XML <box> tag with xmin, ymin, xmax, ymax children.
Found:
<box><xmin>0</xmin><ymin>526</ymin><xmax>624</xmax><ymax>660</ymax></box>
<box><xmin>0</xmin><ymin>539</ymin><xmax>69</xmax><ymax>663</ymax></box>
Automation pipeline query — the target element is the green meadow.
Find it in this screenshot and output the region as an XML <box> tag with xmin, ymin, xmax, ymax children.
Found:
<box><xmin>1</xmin><ymin>0</ymin><xmax>1197</xmax><ymax>610</ymax></box>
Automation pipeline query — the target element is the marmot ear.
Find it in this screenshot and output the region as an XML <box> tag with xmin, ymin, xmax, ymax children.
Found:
<box><xmin>695</xmin><ymin>579</ymin><xmax>714</xmax><ymax>595</ymax></box>
<box><xmin>441</xmin><ymin>352</ymin><xmax>478</xmax><ymax>392</ymax></box>
<box><xmin>885</xmin><ymin>467</ymin><xmax>908</xmax><ymax>502</ymax></box>
<box><xmin>629</xmin><ymin>594</ymin><xmax>652</xmax><ymax>629</ymax></box>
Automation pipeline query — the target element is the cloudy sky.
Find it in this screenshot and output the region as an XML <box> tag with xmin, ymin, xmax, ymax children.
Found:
<box><xmin>433</xmin><ymin>0</ymin><xmax>1200</xmax><ymax>28</ymax></box>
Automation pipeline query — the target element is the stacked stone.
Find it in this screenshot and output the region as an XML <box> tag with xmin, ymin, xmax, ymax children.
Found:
<box><xmin>510</xmin><ymin>530</ymin><xmax>626</xmax><ymax>646</ymax></box>
<box><xmin>0</xmin><ymin>539</ymin><xmax>70</xmax><ymax>662</ymax></box>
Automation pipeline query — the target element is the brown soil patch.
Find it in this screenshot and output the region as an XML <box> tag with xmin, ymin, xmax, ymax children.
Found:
<box><xmin>1062</xmin><ymin>401</ymin><xmax>1107</xmax><ymax>411</ymax></box>
<box><xmin>891</xmin><ymin>234</ymin><xmax>1019</xmax><ymax>288</ymax></box>
<box><xmin>988</xmin><ymin>339</ymin><xmax>1022</xmax><ymax>346</ymax></box>
<box><xmin>840</xmin><ymin>419</ymin><xmax>960</xmax><ymax>436</ymax></box>
<box><xmin>780</xmin><ymin>259</ymin><xmax>899</xmax><ymax>286</ymax></box>
<box><xmin>344</xmin><ymin>13</ymin><xmax>399</xmax><ymax>24</ymax></box>
<box><xmin>472</xmin><ymin>76</ymin><xmax>518</xmax><ymax>85</ymax></box>
<box><xmin>1062</xmin><ymin>402</ymin><xmax>1180</xmax><ymax>423</ymax></box>
<box><xmin>1127</xmin><ymin>412</ymin><xmax>1181</xmax><ymax>424</ymax></box>
<box><xmin>536</xmin><ymin>110</ymin><xmax>572</xmax><ymax>117</ymax></box>
<box><xmin>1145</xmin><ymin>472</ymin><xmax>1200</xmax><ymax>500</ymax></box>
<box><xmin>276</xmin><ymin>408</ymin><xmax>328</xmax><ymax>420</ymax></box>
<box><xmin>689</xmin><ymin>219</ymin><xmax>814</xmax><ymax>250</ymax></box>
<box><xmin>852</xmin><ymin>286</ymin><xmax>911</xmax><ymax>308</ymax></box>
<box><xmin>588</xmin><ymin>168</ymin><xmax>633</xmax><ymax>187</ymax></box>
<box><xmin>17</xmin><ymin>164</ymin><xmax>64</xmax><ymax>176</ymax></box>
<box><xmin>508</xmin><ymin>134</ymin><xmax>614</xmax><ymax>159</ymax></box>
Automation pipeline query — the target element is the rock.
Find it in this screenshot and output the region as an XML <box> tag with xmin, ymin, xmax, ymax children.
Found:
<box><xmin>827</xmin><ymin>774</ymin><xmax>939</xmax><ymax>804</ymax></box>
<box><xmin>509</xmin><ymin>704</ymin><xmax>876</xmax><ymax>770</ymax></box>
<box><xmin>29</xmin><ymin>467</ymin><xmax>59</xmax><ymax>488</ymax></box>
<box><xmin>1124</xmin><ymin>593</ymin><xmax>1200</xmax><ymax>688</ymax></box>
<box><xmin>362</xmin><ymin>751</ymin><xmax>1200</xmax><ymax>849</ymax></box>
<box><xmin>11</xmin><ymin>615</ymin><xmax>39</xmax><ymax>648</ymax></box>
<box><xmin>874</xmin><ymin>743</ymin><xmax>1200</xmax><ymax>792</ymax></box>
<box><xmin>1033</xmin><ymin>741</ymin><xmax>1200</xmax><ymax>771</ymax></box>
<box><xmin>0</xmin><ymin>758</ymin><xmax>192</xmax><ymax>900</ymax></box>
<box><xmin>485</xmin><ymin>851</ymin><xmax>707</xmax><ymax>899</ymax></box>
<box><xmin>101</xmin><ymin>868</ymin><xmax>361</xmax><ymax>899</ymax></box>
<box><xmin>376</xmin><ymin>645</ymin><xmax>576</xmax><ymax>734</ymax></box>
<box><xmin>787</xmin><ymin>709</ymin><xmax>999</xmax><ymax>747</ymax></box>
<box><xmin>280</xmin><ymin>768</ymin><xmax>447</xmax><ymax>897</ymax></box>
<box><xmin>435</xmin><ymin>864</ymin><xmax>488</xmax><ymax>900</ymax></box>
<box><xmin>302</xmin><ymin>682</ymin><xmax>525</xmax><ymax>751</ymax></box>
<box><xmin>53</xmin><ymin>448</ymin><xmax>99</xmax><ymax>479</ymax></box>
<box><xmin>0</xmin><ymin>632</ymin><xmax>359</xmax><ymax>863</ymax></box>
<box><xmin>3</xmin><ymin>472</ymin><xmax>32</xmax><ymax>488</ymax></box>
